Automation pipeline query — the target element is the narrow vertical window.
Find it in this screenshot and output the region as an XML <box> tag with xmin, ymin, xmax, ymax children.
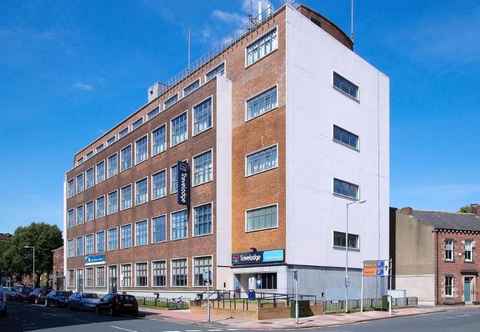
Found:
<box><xmin>108</xmin><ymin>228</ymin><xmax>118</xmax><ymax>251</ymax></box>
<box><xmin>107</xmin><ymin>191</ymin><xmax>118</xmax><ymax>215</ymax></box>
<box><xmin>120</xmin><ymin>145</ymin><xmax>132</xmax><ymax>171</ymax></box>
<box><xmin>152</xmin><ymin>216</ymin><xmax>166</xmax><ymax>243</ymax></box>
<box><xmin>171</xmin><ymin>112</ymin><xmax>188</xmax><ymax>146</ymax></box>
<box><xmin>135</xmin><ymin>220</ymin><xmax>148</xmax><ymax>246</ymax></box>
<box><xmin>120</xmin><ymin>185</ymin><xmax>132</xmax><ymax>210</ymax></box>
<box><xmin>445</xmin><ymin>275</ymin><xmax>453</xmax><ymax>296</ymax></box>
<box><xmin>152</xmin><ymin>170</ymin><xmax>166</xmax><ymax>199</ymax></box>
<box><xmin>95</xmin><ymin>196</ymin><xmax>105</xmax><ymax>218</ymax></box>
<box><xmin>76</xmin><ymin>173</ymin><xmax>84</xmax><ymax>193</ymax></box>
<box><xmin>86</xmin><ymin>168</ymin><xmax>95</xmax><ymax>189</ymax></box>
<box><xmin>193</xmin><ymin>150</ymin><xmax>213</xmax><ymax>185</ymax></box>
<box><xmin>121</xmin><ymin>225</ymin><xmax>132</xmax><ymax>249</ymax></box>
<box><xmin>135</xmin><ymin>136</ymin><xmax>148</xmax><ymax>164</ymax></box>
<box><xmin>135</xmin><ymin>178</ymin><xmax>148</xmax><ymax>205</ymax></box>
<box><xmin>121</xmin><ymin>264</ymin><xmax>131</xmax><ymax>287</ymax></box>
<box><xmin>194</xmin><ymin>204</ymin><xmax>212</xmax><ymax>236</ymax></box>
<box><xmin>152</xmin><ymin>261</ymin><xmax>166</xmax><ymax>287</ymax></box>
<box><xmin>96</xmin><ymin>161</ymin><xmax>105</xmax><ymax>183</ymax></box>
<box><xmin>445</xmin><ymin>239</ymin><xmax>454</xmax><ymax>261</ymax></box>
<box><xmin>96</xmin><ymin>231</ymin><xmax>105</xmax><ymax>253</ymax></box>
<box><xmin>86</xmin><ymin>201</ymin><xmax>94</xmax><ymax>222</ymax></box>
<box><xmin>171</xmin><ymin>210</ymin><xmax>188</xmax><ymax>240</ymax></box>
<box><xmin>465</xmin><ymin>240</ymin><xmax>473</xmax><ymax>262</ymax></box>
<box><xmin>107</xmin><ymin>154</ymin><xmax>118</xmax><ymax>178</ymax></box>
<box><xmin>194</xmin><ymin>256</ymin><xmax>212</xmax><ymax>286</ymax></box>
<box><xmin>193</xmin><ymin>97</ymin><xmax>212</xmax><ymax>135</ymax></box>
<box><xmin>151</xmin><ymin>125</ymin><xmax>166</xmax><ymax>156</ymax></box>
<box><xmin>135</xmin><ymin>263</ymin><xmax>148</xmax><ymax>287</ymax></box>
<box><xmin>171</xmin><ymin>259</ymin><xmax>187</xmax><ymax>287</ymax></box>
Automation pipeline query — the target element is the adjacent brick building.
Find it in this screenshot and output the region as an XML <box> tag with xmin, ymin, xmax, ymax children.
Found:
<box><xmin>64</xmin><ymin>3</ymin><xmax>389</xmax><ymax>299</ymax></box>
<box><xmin>392</xmin><ymin>206</ymin><xmax>480</xmax><ymax>305</ymax></box>
<box><xmin>52</xmin><ymin>246</ymin><xmax>65</xmax><ymax>290</ymax></box>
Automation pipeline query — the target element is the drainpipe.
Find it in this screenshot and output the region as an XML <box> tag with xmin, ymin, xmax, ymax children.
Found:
<box><xmin>434</xmin><ymin>230</ymin><xmax>438</xmax><ymax>305</ymax></box>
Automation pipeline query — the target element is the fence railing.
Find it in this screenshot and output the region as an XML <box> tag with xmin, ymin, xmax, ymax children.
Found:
<box><xmin>323</xmin><ymin>297</ymin><xmax>418</xmax><ymax>313</ymax></box>
<box><xmin>137</xmin><ymin>296</ymin><xmax>188</xmax><ymax>310</ymax></box>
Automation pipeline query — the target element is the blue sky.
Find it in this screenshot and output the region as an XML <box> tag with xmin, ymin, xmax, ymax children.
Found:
<box><xmin>1</xmin><ymin>0</ymin><xmax>479</xmax><ymax>234</ymax></box>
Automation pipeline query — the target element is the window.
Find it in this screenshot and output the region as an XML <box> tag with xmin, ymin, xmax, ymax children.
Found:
<box><xmin>76</xmin><ymin>173</ymin><xmax>84</xmax><ymax>193</ymax></box>
<box><xmin>147</xmin><ymin>107</ymin><xmax>160</xmax><ymax>120</ymax></box>
<box><xmin>135</xmin><ymin>178</ymin><xmax>148</xmax><ymax>205</ymax></box>
<box><xmin>246</xmin><ymin>145</ymin><xmax>278</xmax><ymax>176</ymax></box>
<box><xmin>171</xmin><ymin>112</ymin><xmax>188</xmax><ymax>146</ymax></box>
<box><xmin>76</xmin><ymin>206</ymin><xmax>84</xmax><ymax>224</ymax></box>
<box><xmin>132</xmin><ymin>117</ymin><xmax>143</xmax><ymax>130</ymax></box>
<box><xmin>120</xmin><ymin>145</ymin><xmax>132</xmax><ymax>171</ymax></box>
<box><xmin>333</xmin><ymin>231</ymin><xmax>360</xmax><ymax>249</ymax></box>
<box><xmin>206</xmin><ymin>63</ymin><xmax>225</xmax><ymax>81</ymax></box>
<box><xmin>246</xmin><ymin>204</ymin><xmax>278</xmax><ymax>232</ymax></box>
<box><xmin>183</xmin><ymin>80</ymin><xmax>200</xmax><ymax>96</ymax></box>
<box><xmin>108</xmin><ymin>228</ymin><xmax>118</xmax><ymax>251</ymax></box>
<box><xmin>152</xmin><ymin>261</ymin><xmax>166</xmax><ymax>287</ymax></box>
<box><xmin>445</xmin><ymin>239</ymin><xmax>454</xmax><ymax>261</ymax></box>
<box><xmin>107</xmin><ymin>136</ymin><xmax>116</xmax><ymax>145</ymax></box>
<box><xmin>333</xmin><ymin>72</ymin><xmax>359</xmax><ymax>100</ymax></box>
<box><xmin>67</xmin><ymin>209</ymin><xmax>75</xmax><ymax>228</ymax></box>
<box><xmin>151</xmin><ymin>125</ymin><xmax>166</xmax><ymax>155</ymax></box>
<box><xmin>86</xmin><ymin>151</ymin><xmax>94</xmax><ymax>159</ymax></box>
<box><xmin>96</xmin><ymin>161</ymin><xmax>105</xmax><ymax>183</ymax></box>
<box><xmin>107</xmin><ymin>191</ymin><xmax>118</xmax><ymax>215</ymax></box>
<box><xmin>96</xmin><ymin>144</ymin><xmax>104</xmax><ymax>152</ymax></box>
<box><xmin>76</xmin><ymin>236</ymin><xmax>84</xmax><ymax>256</ymax></box>
<box><xmin>171</xmin><ymin>210</ymin><xmax>188</xmax><ymax>240</ymax></box>
<box><xmin>67</xmin><ymin>179</ymin><xmax>75</xmax><ymax>198</ymax></box>
<box><xmin>67</xmin><ymin>239</ymin><xmax>75</xmax><ymax>258</ymax></box>
<box><xmin>246</xmin><ymin>86</ymin><xmax>277</xmax><ymax>120</ymax></box>
<box><xmin>152</xmin><ymin>170</ymin><xmax>166</xmax><ymax>199</ymax></box>
<box><xmin>86</xmin><ymin>168</ymin><xmax>94</xmax><ymax>189</ymax></box>
<box><xmin>136</xmin><ymin>263</ymin><xmax>148</xmax><ymax>287</ymax></box>
<box><xmin>85</xmin><ymin>234</ymin><xmax>94</xmax><ymax>255</ymax></box>
<box><xmin>194</xmin><ymin>256</ymin><xmax>212</xmax><ymax>286</ymax></box>
<box><xmin>193</xmin><ymin>97</ymin><xmax>212</xmax><ymax>135</ymax></box>
<box><xmin>334</xmin><ymin>125</ymin><xmax>359</xmax><ymax>150</ymax></box>
<box><xmin>96</xmin><ymin>231</ymin><xmax>105</xmax><ymax>253</ymax></box>
<box><xmin>194</xmin><ymin>204</ymin><xmax>212</xmax><ymax>236</ymax></box>
<box><xmin>170</xmin><ymin>165</ymin><xmax>178</xmax><ymax>193</ymax></box>
<box><xmin>120</xmin><ymin>184</ymin><xmax>132</xmax><ymax>210</ymax></box>
<box><xmin>107</xmin><ymin>154</ymin><xmax>118</xmax><ymax>178</ymax></box>
<box><xmin>152</xmin><ymin>216</ymin><xmax>166</xmax><ymax>243</ymax></box>
<box><xmin>135</xmin><ymin>136</ymin><xmax>148</xmax><ymax>164</ymax></box>
<box><xmin>121</xmin><ymin>264</ymin><xmax>131</xmax><ymax>287</ymax></box>
<box><xmin>95</xmin><ymin>196</ymin><xmax>105</xmax><ymax>218</ymax></box>
<box><xmin>136</xmin><ymin>220</ymin><xmax>148</xmax><ymax>246</ymax></box>
<box><xmin>164</xmin><ymin>94</ymin><xmax>178</xmax><ymax>109</ymax></box>
<box><xmin>193</xmin><ymin>150</ymin><xmax>213</xmax><ymax>185</ymax></box>
<box><xmin>171</xmin><ymin>259</ymin><xmax>187</xmax><ymax>287</ymax></box>
<box><xmin>246</xmin><ymin>28</ymin><xmax>277</xmax><ymax>66</ymax></box>
<box><xmin>465</xmin><ymin>240</ymin><xmax>473</xmax><ymax>262</ymax></box>
<box><xmin>121</xmin><ymin>225</ymin><xmax>132</xmax><ymax>249</ymax></box>
<box><xmin>257</xmin><ymin>273</ymin><xmax>277</xmax><ymax>289</ymax></box>
<box><xmin>68</xmin><ymin>270</ymin><xmax>75</xmax><ymax>288</ymax></box>
<box><xmin>96</xmin><ymin>266</ymin><xmax>105</xmax><ymax>287</ymax></box>
<box><xmin>86</xmin><ymin>268</ymin><xmax>94</xmax><ymax>288</ymax></box>
<box><xmin>333</xmin><ymin>178</ymin><xmax>359</xmax><ymax>200</ymax></box>
<box><xmin>118</xmin><ymin>127</ymin><xmax>129</xmax><ymax>139</ymax></box>
<box><xmin>86</xmin><ymin>201</ymin><xmax>94</xmax><ymax>222</ymax></box>
<box><xmin>445</xmin><ymin>275</ymin><xmax>453</xmax><ymax>296</ymax></box>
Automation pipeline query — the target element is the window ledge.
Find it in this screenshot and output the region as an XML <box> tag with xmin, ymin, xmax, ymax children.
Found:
<box><xmin>332</xmin><ymin>193</ymin><xmax>359</xmax><ymax>201</ymax></box>
<box><xmin>245</xmin><ymin>225</ymin><xmax>279</xmax><ymax>233</ymax></box>
<box><xmin>245</xmin><ymin>105</ymin><xmax>279</xmax><ymax>123</ymax></box>
<box><xmin>332</xmin><ymin>139</ymin><xmax>360</xmax><ymax>152</ymax></box>
<box><xmin>245</xmin><ymin>165</ymin><xmax>278</xmax><ymax>178</ymax></box>
<box><xmin>333</xmin><ymin>245</ymin><xmax>360</xmax><ymax>252</ymax></box>
<box><xmin>332</xmin><ymin>85</ymin><xmax>360</xmax><ymax>103</ymax></box>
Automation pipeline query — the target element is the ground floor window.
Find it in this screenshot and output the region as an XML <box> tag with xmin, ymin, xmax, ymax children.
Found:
<box><xmin>194</xmin><ymin>256</ymin><xmax>212</xmax><ymax>286</ymax></box>
<box><xmin>96</xmin><ymin>266</ymin><xmax>105</xmax><ymax>287</ymax></box>
<box><xmin>445</xmin><ymin>275</ymin><xmax>453</xmax><ymax>296</ymax></box>
<box><xmin>68</xmin><ymin>270</ymin><xmax>75</xmax><ymax>288</ymax></box>
<box><xmin>172</xmin><ymin>259</ymin><xmax>187</xmax><ymax>287</ymax></box>
<box><xmin>136</xmin><ymin>263</ymin><xmax>148</xmax><ymax>287</ymax></box>
<box><xmin>121</xmin><ymin>264</ymin><xmax>132</xmax><ymax>288</ymax></box>
<box><xmin>109</xmin><ymin>266</ymin><xmax>118</xmax><ymax>291</ymax></box>
<box><xmin>152</xmin><ymin>261</ymin><xmax>166</xmax><ymax>287</ymax></box>
<box><xmin>257</xmin><ymin>273</ymin><xmax>277</xmax><ymax>290</ymax></box>
<box><xmin>86</xmin><ymin>268</ymin><xmax>94</xmax><ymax>288</ymax></box>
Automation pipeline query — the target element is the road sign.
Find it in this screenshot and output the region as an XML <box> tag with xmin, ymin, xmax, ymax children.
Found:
<box><xmin>363</xmin><ymin>259</ymin><xmax>389</xmax><ymax>277</ymax></box>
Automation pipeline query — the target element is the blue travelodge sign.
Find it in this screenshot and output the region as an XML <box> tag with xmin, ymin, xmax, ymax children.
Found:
<box><xmin>232</xmin><ymin>249</ymin><xmax>285</xmax><ymax>266</ymax></box>
<box><xmin>85</xmin><ymin>254</ymin><xmax>106</xmax><ymax>266</ymax></box>
<box><xmin>176</xmin><ymin>160</ymin><xmax>190</xmax><ymax>206</ymax></box>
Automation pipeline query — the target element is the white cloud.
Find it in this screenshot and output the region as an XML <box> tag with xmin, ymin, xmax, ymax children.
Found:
<box><xmin>73</xmin><ymin>82</ymin><xmax>94</xmax><ymax>91</ymax></box>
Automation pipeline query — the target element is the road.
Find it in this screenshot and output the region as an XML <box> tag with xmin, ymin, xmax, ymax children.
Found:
<box><xmin>1</xmin><ymin>302</ymin><xmax>480</xmax><ymax>332</ymax></box>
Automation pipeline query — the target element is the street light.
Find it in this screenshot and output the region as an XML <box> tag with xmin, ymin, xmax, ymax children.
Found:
<box><xmin>345</xmin><ymin>200</ymin><xmax>366</xmax><ymax>313</ymax></box>
<box><xmin>24</xmin><ymin>246</ymin><xmax>36</xmax><ymax>287</ymax></box>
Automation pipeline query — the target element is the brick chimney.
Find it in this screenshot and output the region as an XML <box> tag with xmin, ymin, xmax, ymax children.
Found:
<box><xmin>399</xmin><ymin>207</ymin><xmax>413</xmax><ymax>215</ymax></box>
<box><xmin>471</xmin><ymin>204</ymin><xmax>480</xmax><ymax>216</ymax></box>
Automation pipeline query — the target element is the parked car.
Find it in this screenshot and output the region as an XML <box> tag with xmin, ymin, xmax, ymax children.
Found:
<box><xmin>15</xmin><ymin>287</ymin><xmax>32</xmax><ymax>302</ymax></box>
<box><xmin>46</xmin><ymin>290</ymin><xmax>72</xmax><ymax>307</ymax></box>
<box><xmin>1</xmin><ymin>288</ymin><xmax>17</xmax><ymax>301</ymax></box>
<box><xmin>96</xmin><ymin>293</ymin><xmax>139</xmax><ymax>316</ymax></box>
<box><xmin>68</xmin><ymin>292</ymin><xmax>100</xmax><ymax>311</ymax></box>
<box><xmin>28</xmin><ymin>288</ymin><xmax>51</xmax><ymax>304</ymax></box>
<box><xmin>0</xmin><ymin>288</ymin><xmax>7</xmax><ymax>317</ymax></box>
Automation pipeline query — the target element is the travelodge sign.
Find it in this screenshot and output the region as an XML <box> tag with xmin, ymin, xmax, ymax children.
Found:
<box><xmin>232</xmin><ymin>249</ymin><xmax>285</xmax><ymax>266</ymax></box>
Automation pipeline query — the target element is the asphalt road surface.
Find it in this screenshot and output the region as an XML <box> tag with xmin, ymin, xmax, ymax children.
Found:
<box><xmin>2</xmin><ymin>302</ymin><xmax>480</xmax><ymax>332</ymax></box>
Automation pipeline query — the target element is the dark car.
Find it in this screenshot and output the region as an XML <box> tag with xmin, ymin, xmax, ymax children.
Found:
<box><xmin>68</xmin><ymin>292</ymin><xmax>100</xmax><ymax>311</ymax></box>
<box><xmin>0</xmin><ymin>288</ymin><xmax>7</xmax><ymax>317</ymax></box>
<box><xmin>28</xmin><ymin>288</ymin><xmax>50</xmax><ymax>304</ymax></box>
<box><xmin>96</xmin><ymin>293</ymin><xmax>139</xmax><ymax>316</ymax></box>
<box><xmin>1</xmin><ymin>288</ymin><xmax>17</xmax><ymax>301</ymax></box>
<box><xmin>46</xmin><ymin>290</ymin><xmax>72</xmax><ymax>307</ymax></box>
<box><xmin>15</xmin><ymin>287</ymin><xmax>32</xmax><ymax>302</ymax></box>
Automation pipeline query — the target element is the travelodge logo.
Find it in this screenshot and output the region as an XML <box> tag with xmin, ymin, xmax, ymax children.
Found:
<box><xmin>232</xmin><ymin>249</ymin><xmax>284</xmax><ymax>266</ymax></box>
<box><xmin>176</xmin><ymin>161</ymin><xmax>190</xmax><ymax>206</ymax></box>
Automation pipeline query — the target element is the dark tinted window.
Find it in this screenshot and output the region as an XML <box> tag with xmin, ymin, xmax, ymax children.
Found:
<box><xmin>333</xmin><ymin>72</ymin><xmax>359</xmax><ymax>99</ymax></box>
<box><xmin>333</xmin><ymin>125</ymin><xmax>359</xmax><ymax>150</ymax></box>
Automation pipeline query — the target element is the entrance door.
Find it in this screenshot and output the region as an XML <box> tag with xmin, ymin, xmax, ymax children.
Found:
<box><xmin>109</xmin><ymin>266</ymin><xmax>118</xmax><ymax>293</ymax></box>
<box><xmin>464</xmin><ymin>277</ymin><xmax>473</xmax><ymax>304</ymax></box>
<box><xmin>77</xmin><ymin>269</ymin><xmax>84</xmax><ymax>292</ymax></box>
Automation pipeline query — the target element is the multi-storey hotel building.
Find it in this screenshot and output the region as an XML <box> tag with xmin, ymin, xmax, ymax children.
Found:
<box><xmin>64</xmin><ymin>3</ymin><xmax>389</xmax><ymax>300</ymax></box>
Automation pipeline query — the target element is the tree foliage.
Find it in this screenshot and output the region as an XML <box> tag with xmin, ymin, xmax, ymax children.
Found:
<box><xmin>459</xmin><ymin>205</ymin><xmax>474</xmax><ymax>213</ymax></box>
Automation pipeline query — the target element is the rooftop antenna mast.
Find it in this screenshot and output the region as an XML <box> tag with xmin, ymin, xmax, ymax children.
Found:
<box><xmin>187</xmin><ymin>28</ymin><xmax>191</xmax><ymax>70</ymax></box>
<box><xmin>350</xmin><ymin>0</ymin><xmax>355</xmax><ymax>43</ymax></box>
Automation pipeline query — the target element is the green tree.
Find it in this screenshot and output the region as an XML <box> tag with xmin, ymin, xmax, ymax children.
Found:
<box><xmin>459</xmin><ymin>205</ymin><xmax>474</xmax><ymax>213</ymax></box>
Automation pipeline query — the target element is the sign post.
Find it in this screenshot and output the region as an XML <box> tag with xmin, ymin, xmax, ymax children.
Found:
<box><xmin>204</xmin><ymin>271</ymin><xmax>212</xmax><ymax>324</ymax></box>
<box><xmin>293</xmin><ymin>270</ymin><xmax>299</xmax><ymax>324</ymax></box>
<box><xmin>362</xmin><ymin>259</ymin><xmax>390</xmax><ymax>312</ymax></box>
<box><xmin>360</xmin><ymin>268</ymin><xmax>364</xmax><ymax>312</ymax></box>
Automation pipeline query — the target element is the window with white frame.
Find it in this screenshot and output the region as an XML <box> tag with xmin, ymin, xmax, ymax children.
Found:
<box><xmin>132</xmin><ymin>117</ymin><xmax>143</xmax><ymax>130</ymax></box>
<box><xmin>121</xmin><ymin>264</ymin><xmax>131</xmax><ymax>287</ymax></box>
<box><xmin>246</xmin><ymin>86</ymin><xmax>277</xmax><ymax>120</ymax></box>
<box><xmin>246</xmin><ymin>204</ymin><xmax>277</xmax><ymax>232</ymax></box>
<box><xmin>171</xmin><ymin>210</ymin><xmax>188</xmax><ymax>240</ymax></box>
<box><xmin>76</xmin><ymin>173</ymin><xmax>84</xmax><ymax>193</ymax></box>
<box><xmin>76</xmin><ymin>205</ymin><xmax>84</xmax><ymax>224</ymax></box>
<box><xmin>171</xmin><ymin>112</ymin><xmax>188</xmax><ymax>146</ymax></box>
<box><xmin>193</xmin><ymin>97</ymin><xmax>212</xmax><ymax>135</ymax></box>
<box><xmin>135</xmin><ymin>136</ymin><xmax>148</xmax><ymax>164</ymax></box>
<box><xmin>86</xmin><ymin>201</ymin><xmax>94</xmax><ymax>222</ymax></box>
<box><xmin>67</xmin><ymin>239</ymin><xmax>75</xmax><ymax>258</ymax></box>
<box><xmin>121</xmin><ymin>224</ymin><xmax>132</xmax><ymax>249</ymax></box>
<box><xmin>96</xmin><ymin>231</ymin><xmax>105</xmax><ymax>253</ymax></box>
<box><xmin>194</xmin><ymin>256</ymin><xmax>212</xmax><ymax>286</ymax></box>
<box><xmin>170</xmin><ymin>165</ymin><xmax>178</xmax><ymax>193</ymax></box>
<box><xmin>118</xmin><ymin>127</ymin><xmax>129</xmax><ymax>139</ymax></box>
<box><xmin>152</xmin><ymin>261</ymin><xmax>166</xmax><ymax>287</ymax></box>
<box><xmin>136</xmin><ymin>263</ymin><xmax>148</xmax><ymax>287</ymax></box>
<box><xmin>95</xmin><ymin>196</ymin><xmax>105</xmax><ymax>218</ymax></box>
<box><xmin>120</xmin><ymin>145</ymin><xmax>132</xmax><ymax>171</ymax></box>
<box><xmin>465</xmin><ymin>240</ymin><xmax>473</xmax><ymax>262</ymax></box>
<box><xmin>96</xmin><ymin>144</ymin><xmax>104</xmax><ymax>152</ymax></box>
<box><xmin>67</xmin><ymin>209</ymin><xmax>75</xmax><ymax>228</ymax></box>
<box><xmin>445</xmin><ymin>239</ymin><xmax>454</xmax><ymax>261</ymax></box>
<box><xmin>445</xmin><ymin>275</ymin><xmax>453</xmax><ymax>296</ymax></box>
<box><xmin>85</xmin><ymin>234</ymin><xmax>94</xmax><ymax>255</ymax></box>
<box><xmin>96</xmin><ymin>266</ymin><xmax>105</xmax><ymax>287</ymax></box>
<box><xmin>333</xmin><ymin>178</ymin><xmax>359</xmax><ymax>200</ymax></box>
<box><xmin>246</xmin><ymin>145</ymin><xmax>278</xmax><ymax>176</ymax></box>
<box><xmin>246</xmin><ymin>28</ymin><xmax>277</xmax><ymax>66</ymax></box>
<box><xmin>193</xmin><ymin>150</ymin><xmax>212</xmax><ymax>185</ymax></box>
<box><xmin>67</xmin><ymin>179</ymin><xmax>75</xmax><ymax>198</ymax></box>
<box><xmin>206</xmin><ymin>63</ymin><xmax>225</xmax><ymax>81</ymax></box>
<box><xmin>136</xmin><ymin>220</ymin><xmax>148</xmax><ymax>246</ymax></box>
<box><xmin>147</xmin><ymin>107</ymin><xmax>159</xmax><ymax>120</ymax></box>
<box><xmin>107</xmin><ymin>136</ymin><xmax>116</xmax><ymax>145</ymax></box>
<box><xmin>135</xmin><ymin>178</ymin><xmax>148</xmax><ymax>205</ymax></box>
<box><xmin>194</xmin><ymin>204</ymin><xmax>212</xmax><ymax>236</ymax></box>
<box><xmin>257</xmin><ymin>273</ymin><xmax>277</xmax><ymax>289</ymax></box>
<box><xmin>96</xmin><ymin>161</ymin><xmax>105</xmax><ymax>183</ymax></box>
<box><xmin>333</xmin><ymin>231</ymin><xmax>359</xmax><ymax>249</ymax></box>
<box><xmin>152</xmin><ymin>170</ymin><xmax>166</xmax><ymax>199</ymax></box>
<box><xmin>333</xmin><ymin>72</ymin><xmax>359</xmax><ymax>100</ymax></box>
<box><xmin>333</xmin><ymin>125</ymin><xmax>359</xmax><ymax>150</ymax></box>
<box><xmin>107</xmin><ymin>228</ymin><xmax>118</xmax><ymax>251</ymax></box>
<box><xmin>76</xmin><ymin>236</ymin><xmax>84</xmax><ymax>256</ymax></box>
<box><xmin>120</xmin><ymin>184</ymin><xmax>132</xmax><ymax>210</ymax></box>
<box><xmin>107</xmin><ymin>191</ymin><xmax>118</xmax><ymax>215</ymax></box>
<box><xmin>183</xmin><ymin>80</ymin><xmax>200</xmax><ymax>96</ymax></box>
<box><xmin>107</xmin><ymin>154</ymin><xmax>118</xmax><ymax>178</ymax></box>
<box><xmin>152</xmin><ymin>125</ymin><xmax>166</xmax><ymax>155</ymax></box>
<box><xmin>86</xmin><ymin>268</ymin><xmax>94</xmax><ymax>288</ymax></box>
<box><xmin>171</xmin><ymin>259</ymin><xmax>187</xmax><ymax>287</ymax></box>
<box><xmin>164</xmin><ymin>94</ymin><xmax>178</xmax><ymax>109</ymax></box>
<box><xmin>86</xmin><ymin>168</ymin><xmax>94</xmax><ymax>189</ymax></box>
<box><xmin>68</xmin><ymin>270</ymin><xmax>75</xmax><ymax>288</ymax></box>
<box><xmin>152</xmin><ymin>215</ymin><xmax>166</xmax><ymax>243</ymax></box>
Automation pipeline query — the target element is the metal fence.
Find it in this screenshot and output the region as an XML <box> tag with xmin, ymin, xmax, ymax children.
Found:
<box><xmin>136</xmin><ymin>296</ymin><xmax>189</xmax><ymax>310</ymax></box>
<box><xmin>323</xmin><ymin>297</ymin><xmax>418</xmax><ymax>313</ymax></box>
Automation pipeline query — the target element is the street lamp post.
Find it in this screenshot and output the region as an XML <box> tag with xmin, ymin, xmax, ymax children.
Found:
<box><xmin>345</xmin><ymin>200</ymin><xmax>366</xmax><ymax>313</ymax></box>
<box><xmin>24</xmin><ymin>245</ymin><xmax>36</xmax><ymax>287</ymax></box>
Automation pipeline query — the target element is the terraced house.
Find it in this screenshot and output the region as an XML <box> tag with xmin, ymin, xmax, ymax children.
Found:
<box><xmin>64</xmin><ymin>3</ymin><xmax>389</xmax><ymax>300</ymax></box>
